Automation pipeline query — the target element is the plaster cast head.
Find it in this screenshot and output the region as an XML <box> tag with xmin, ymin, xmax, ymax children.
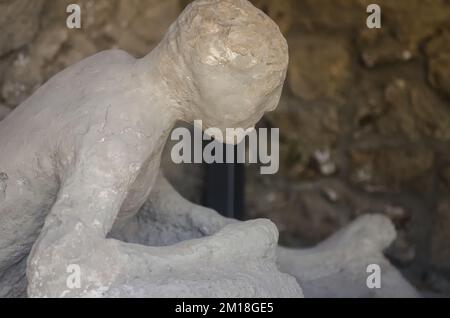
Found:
<box><xmin>163</xmin><ymin>0</ymin><xmax>289</xmax><ymax>144</ymax></box>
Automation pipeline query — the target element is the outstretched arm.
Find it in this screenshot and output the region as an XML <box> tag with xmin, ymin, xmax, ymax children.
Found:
<box><xmin>149</xmin><ymin>172</ymin><xmax>237</xmax><ymax>233</ymax></box>
<box><xmin>112</xmin><ymin>171</ymin><xmax>237</xmax><ymax>246</ymax></box>
<box><xmin>27</xmin><ymin>141</ymin><xmax>272</xmax><ymax>297</ymax></box>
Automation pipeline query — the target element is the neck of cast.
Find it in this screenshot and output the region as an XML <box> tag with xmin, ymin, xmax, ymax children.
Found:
<box><xmin>134</xmin><ymin>33</ymin><xmax>201</xmax><ymax>134</ymax></box>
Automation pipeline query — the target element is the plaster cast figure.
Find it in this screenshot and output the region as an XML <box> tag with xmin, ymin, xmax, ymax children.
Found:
<box><xmin>0</xmin><ymin>0</ymin><xmax>417</xmax><ymax>298</ymax></box>
<box><xmin>277</xmin><ymin>215</ymin><xmax>419</xmax><ymax>298</ymax></box>
<box><xmin>0</xmin><ymin>0</ymin><xmax>300</xmax><ymax>298</ymax></box>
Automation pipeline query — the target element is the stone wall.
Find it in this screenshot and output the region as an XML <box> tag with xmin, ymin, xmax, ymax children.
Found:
<box><xmin>0</xmin><ymin>0</ymin><xmax>449</xmax><ymax>295</ymax></box>
<box><xmin>245</xmin><ymin>0</ymin><xmax>450</xmax><ymax>295</ymax></box>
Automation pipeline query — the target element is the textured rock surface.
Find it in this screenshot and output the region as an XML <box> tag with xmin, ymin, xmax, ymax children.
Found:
<box><xmin>431</xmin><ymin>200</ymin><xmax>450</xmax><ymax>271</ymax></box>
<box><xmin>0</xmin><ymin>0</ymin><xmax>45</xmax><ymax>56</ymax></box>
<box><xmin>288</xmin><ymin>35</ymin><xmax>352</xmax><ymax>102</ymax></box>
<box><xmin>426</xmin><ymin>31</ymin><xmax>450</xmax><ymax>99</ymax></box>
